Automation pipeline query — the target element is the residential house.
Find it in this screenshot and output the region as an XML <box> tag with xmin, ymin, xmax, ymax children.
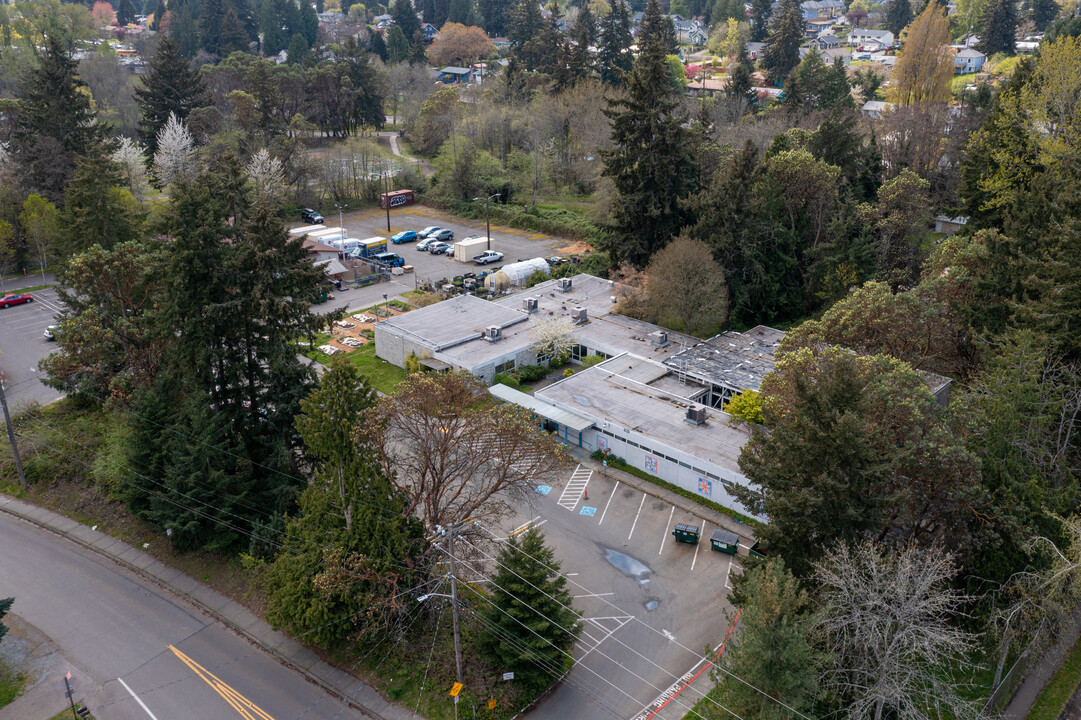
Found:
<box><xmin>800</xmin><ymin>46</ymin><xmax>850</xmax><ymax>65</ymax></box>
<box><xmin>805</xmin><ymin>17</ymin><xmax>835</xmax><ymax>36</ymax></box>
<box><xmin>861</xmin><ymin>99</ymin><xmax>894</xmax><ymax>118</ymax></box>
<box><xmin>813</xmin><ymin>33</ymin><xmax>842</xmax><ymax>49</ymax></box>
<box><xmin>952</xmin><ymin>47</ymin><xmax>986</xmax><ymax>74</ymax></box>
<box><xmin>439</xmin><ymin>66</ymin><xmax>474</xmax><ymax>83</ymax></box>
<box><xmin>745</xmin><ymin>41</ymin><xmax>766</xmax><ymax>59</ymax></box>
<box><xmin>849</xmin><ymin>28</ymin><xmax>894</xmax><ymax>47</ymax></box>
<box><xmin>801</xmin><ymin>0</ymin><xmax>845</xmax><ymax>18</ymax></box>
<box><xmin>303</xmin><ymin>238</ymin><xmax>341</xmax><ymax>264</ymax></box>
<box><xmin>420</xmin><ymin>22</ymin><xmax>438</xmax><ymax>42</ymax></box>
<box><xmin>934</xmin><ymin>215</ymin><xmax>968</xmax><ymax>234</ymax></box>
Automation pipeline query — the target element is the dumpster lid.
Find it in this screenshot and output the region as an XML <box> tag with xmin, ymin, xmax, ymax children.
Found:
<box><xmin>711</xmin><ymin>529</ymin><xmax>740</xmax><ymax>545</ymax></box>
<box><xmin>674</xmin><ymin>523</ymin><xmax>700</xmax><ymax>534</ymax></box>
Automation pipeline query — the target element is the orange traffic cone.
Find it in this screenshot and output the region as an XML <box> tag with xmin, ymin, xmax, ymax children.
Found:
<box><xmin>584</xmin><ymin>488</ymin><xmax>588</xmax><ymax>501</ymax></box>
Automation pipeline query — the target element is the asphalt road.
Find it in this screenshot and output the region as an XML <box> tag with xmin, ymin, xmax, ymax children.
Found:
<box><xmin>486</xmin><ymin>466</ymin><xmax>738</xmax><ymax>720</ymax></box>
<box><xmin>0</xmin><ymin>288</ymin><xmax>64</xmax><ymax>411</ymax></box>
<box><xmin>0</xmin><ymin>512</ymin><xmax>367</xmax><ymax>720</ymax></box>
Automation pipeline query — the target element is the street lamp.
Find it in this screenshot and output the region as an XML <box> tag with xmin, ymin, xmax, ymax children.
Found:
<box><xmin>335</xmin><ymin>203</ymin><xmax>347</xmax><ymax>232</ymax></box>
<box><xmin>472</xmin><ymin>193</ymin><xmax>502</xmax><ymax>251</ymax></box>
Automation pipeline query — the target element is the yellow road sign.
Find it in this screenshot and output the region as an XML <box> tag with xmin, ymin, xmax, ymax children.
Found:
<box><xmin>488</xmin><ymin>698</ymin><xmax>497</xmax><ymax>710</ymax></box>
<box><xmin>450</xmin><ymin>682</ymin><xmax>464</xmax><ymax>697</ymax></box>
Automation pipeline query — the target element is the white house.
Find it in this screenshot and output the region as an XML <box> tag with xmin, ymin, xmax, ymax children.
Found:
<box><xmin>849</xmin><ymin>28</ymin><xmax>894</xmax><ymax>47</ymax></box>
<box><xmin>953</xmin><ymin>47</ymin><xmax>986</xmax><ymax>74</ymax></box>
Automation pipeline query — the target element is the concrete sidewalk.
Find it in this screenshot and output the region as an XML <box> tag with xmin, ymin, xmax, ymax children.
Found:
<box><xmin>0</xmin><ymin>494</ymin><xmax>417</xmax><ymax>720</ymax></box>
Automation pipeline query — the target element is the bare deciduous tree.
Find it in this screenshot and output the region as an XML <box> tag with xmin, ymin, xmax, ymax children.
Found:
<box><xmin>370</xmin><ymin>371</ymin><xmax>568</xmax><ymax>532</ymax></box>
<box><xmin>814</xmin><ymin>542</ymin><xmax>979</xmax><ymax>720</ymax></box>
<box><xmin>152</xmin><ymin>112</ymin><xmax>197</xmax><ymax>185</ymax></box>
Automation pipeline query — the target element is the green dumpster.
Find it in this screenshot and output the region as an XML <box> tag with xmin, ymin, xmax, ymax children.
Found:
<box><xmin>672</xmin><ymin>523</ymin><xmax>700</xmax><ymax>544</ymax></box>
<box><xmin>748</xmin><ymin>540</ymin><xmax>767</xmax><ymax>559</ymax></box>
<box><xmin>710</xmin><ymin>529</ymin><xmax>740</xmax><ymax>554</ymax></box>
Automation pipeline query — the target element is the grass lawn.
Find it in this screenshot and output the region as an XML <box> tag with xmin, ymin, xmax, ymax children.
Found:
<box><xmin>305</xmin><ymin>340</ymin><xmax>407</xmax><ymax>395</ymax></box>
<box><xmin>0</xmin><ymin>666</ymin><xmax>26</xmax><ymax>709</ymax></box>
<box><xmin>1028</xmin><ymin>635</ymin><xmax>1081</xmax><ymax>720</ymax></box>
<box><xmin>2</xmin><ymin>282</ymin><xmax>57</xmax><ymax>293</ymax></box>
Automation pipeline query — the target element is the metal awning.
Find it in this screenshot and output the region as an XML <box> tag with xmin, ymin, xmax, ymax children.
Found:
<box><xmin>489</xmin><ymin>384</ymin><xmax>595</xmax><ymax>432</ymax></box>
<box><xmin>420</xmin><ymin>357</ymin><xmax>452</xmax><ymax>371</ymax></box>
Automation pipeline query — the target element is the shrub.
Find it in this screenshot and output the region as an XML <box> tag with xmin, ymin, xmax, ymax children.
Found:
<box><xmin>563</xmin><ymin>368</ymin><xmax>574</xmax><ymax>378</ymax></box>
<box><xmin>516</xmin><ymin>364</ymin><xmax>550</xmax><ymax>382</ymax></box>
<box><xmin>493</xmin><ymin>372</ymin><xmax>523</xmax><ymax>391</ymax></box>
<box><xmin>580</xmin><ymin>355</ymin><xmax>605</xmax><ymax>368</ymax></box>
<box><xmin>726</xmin><ymin>390</ymin><xmax>764</xmax><ymax>425</ymax></box>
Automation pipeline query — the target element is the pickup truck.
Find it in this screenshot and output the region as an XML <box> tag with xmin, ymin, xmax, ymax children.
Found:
<box><xmin>473</xmin><ymin>250</ymin><xmax>504</xmax><ymax>265</ymax></box>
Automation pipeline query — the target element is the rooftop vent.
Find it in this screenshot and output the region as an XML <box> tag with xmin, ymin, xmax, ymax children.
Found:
<box><xmin>649</xmin><ymin>330</ymin><xmax>670</xmax><ymax>348</ymax></box>
<box><xmin>685</xmin><ymin>405</ymin><xmax>707</xmax><ymax>426</ymax></box>
<box><xmin>484</xmin><ymin>325</ymin><xmax>502</xmax><ymax>342</ymax></box>
<box><xmin>558</xmin><ymin>278</ymin><xmax>573</xmax><ymax>293</ymax></box>
<box><xmin>571</xmin><ymin>306</ymin><xmax>588</xmax><ymax>324</ymax></box>
<box><xmin>523</xmin><ymin>297</ymin><xmax>538</xmax><ymax>313</ymax></box>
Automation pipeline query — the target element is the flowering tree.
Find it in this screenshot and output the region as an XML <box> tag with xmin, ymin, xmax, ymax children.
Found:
<box><xmin>529</xmin><ymin>315</ymin><xmax>577</xmax><ymax>363</ymax></box>
<box><xmin>112</xmin><ymin>136</ymin><xmax>149</xmax><ymax>201</ymax></box>
<box><xmin>246</xmin><ymin>148</ymin><xmax>285</xmax><ymax>200</ymax></box>
<box><xmin>152</xmin><ymin>113</ymin><xmax>197</xmax><ymax>186</ymax></box>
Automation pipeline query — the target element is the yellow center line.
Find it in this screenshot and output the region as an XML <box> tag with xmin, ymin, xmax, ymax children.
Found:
<box><xmin>168</xmin><ymin>645</ymin><xmax>277</xmax><ymax>720</ymax></box>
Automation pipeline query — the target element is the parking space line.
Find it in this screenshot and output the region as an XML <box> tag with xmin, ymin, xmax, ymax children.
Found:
<box><xmin>627</xmin><ymin>492</ymin><xmax>646</xmax><ymax>540</ymax></box>
<box><xmin>691</xmin><ymin>525</ymin><xmax>706</xmax><ymax>571</ymax></box>
<box><xmin>724</xmin><ymin>556</ymin><xmax>733</xmax><ymax>589</ymax></box>
<box><xmin>658</xmin><ymin>506</ymin><xmax>674</xmax><ymax>555</ymax></box>
<box><xmin>573</xmin><ymin>592</ymin><xmax>614</xmax><ymax>599</ymax></box>
<box><xmin>597</xmin><ymin>480</ymin><xmax>619</xmax><ymax>526</ymax></box>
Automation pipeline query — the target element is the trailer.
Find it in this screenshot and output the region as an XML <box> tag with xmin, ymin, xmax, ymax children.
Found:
<box><xmin>309</xmin><ymin>226</ymin><xmax>346</xmax><ymax>239</ymax></box>
<box><xmin>289</xmin><ymin>224</ymin><xmax>326</xmax><ymax>236</ymax></box>
<box><xmin>347</xmin><ymin>237</ymin><xmax>388</xmax><ymax>258</ymax></box>
<box><xmin>453</xmin><ymin>236</ymin><xmax>490</xmax><ymax>263</ymax></box>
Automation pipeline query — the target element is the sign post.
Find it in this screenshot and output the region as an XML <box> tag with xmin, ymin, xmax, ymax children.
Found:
<box><xmin>63</xmin><ymin>672</ymin><xmax>78</xmax><ymax>720</ymax></box>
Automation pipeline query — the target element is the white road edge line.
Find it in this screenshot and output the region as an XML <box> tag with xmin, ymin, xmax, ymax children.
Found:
<box><xmin>691</xmin><ymin>524</ymin><xmax>706</xmax><ymax>571</ymax></box>
<box><xmin>627</xmin><ymin>492</ymin><xmax>646</xmax><ymax>540</ymax></box>
<box><xmin>118</xmin><ymin>677</ymin><xmax>160</xmax><ymax>720</ymax></box>
<box><xmin>659</xmin><ymin>506</ymin><xmax>675</xmax><ymax>555</ymax></box>
<box><xmin>598</xmin><ymin>480</ymin><xmax>619</xmax><ymax>526</ymax></box>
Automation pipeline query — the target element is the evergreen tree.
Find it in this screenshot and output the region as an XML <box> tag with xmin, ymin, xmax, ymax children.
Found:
<box><xmin>386</xmin><ymin>24</ymin><xmax>410</xmax><ymax>62</ymax></box>
<box><xmin>61</xmin><ymin>148</ymin><xmax>145</xmax><ymax>260</ymax></box>
<box><xmin>264</xmin><ymin>358</ymin><xmax>424</xmax><ymax>649</ymax></box>
<box><xmin>300</xmin><ymin>0</ymin><xmax>319</xmax><ymax>46</ymax></box>
<box><xmin>507</xmin><ymin>0</ymin><xmax>545</xmax><ymax>69</ymax></box>
<box><xmin>478</xmin><ymin>0</ymin><xmax>506</xmax><ymax>35</ymax></box>
<box><xmin>0</xmin><ymin>597</ymin><xmax>11</xmax><ymax>645</ymax></box>
<box><xmin>750</xmin><ymin>0</ymin><xmax>771</xmax><ymax>40</ymax></box>
<box><xmin>150</xmin><ymin>0</ymin><xmax>166</xmax><ymax>29</ymax></box>
<box><xmin>9</xmin><ymin>35</ymin><xmax>110</xmax><ymax>204</ymax></box>
<box><xmin>885</xmin><ymin>0</ymin><xmax>912</xmax><ymax>36</ymax></box>
<box><xmin>434</xmin><ymin>0</ymin><xmax>450</xmax><ymax>25</ymax></box>
<box><xmin>726</xmin><ymin>44</ymin><xmax>756</xmax><ymax>109</ymax></box>
<box><xmin>370</xmin><ymin>28</ymin><xmax>389</xmax><ymax>59</ymax></box>
<box><xmin>136</xmin><ymin>37</ymin><xmax>208</xmax><ymax>157</ymax></box>
<box><xmin>172</xmin><ymin>5</ymin><xmax>202</xmax><ymax>57</ymax></box>
<box><xmin>447</xmin><ymin>0</ymin><xmax>473</xmax><ymax>24</ymax></box>
<box><xmin>117</xmin><ymin>0</ymin><xmax>138</xmax><ymax>24</ymax></box>
<box><xmin>391</xmin><ymin>0</ymin><xmax>421</xmax><ymax>42</ymax></box>
<box><xmin>201</xmin><ymin>0</ymin><xmax>227</xmax><ymax>54</ymax></box>
<box><xmin>760</xmin><ymin>0</ymin><xmax>802</xmax><ymax>85</ymax></box>
<box><xmin>232</xmin><ymin>0</ymin><xmax>260</xmax><ymax>40</ymax></box>
<box><xmin>287</xmin><ymin>31</ymin><xmax>309</xmax><ymax>62</ymax></box>
<box><xmin>715</xmin><ymin>559</ymin><xmax>816</xmax><ymax>720</ymax></box>
<box><xmin>1031</xmin><ymin>0</ymin><xmax>1058</xmax><ymax>29</ymax></box>
<box><xmin>980</xmin><ymin>0</ymin><xmax>1017</xmax><ymax>55</ymax></box>
<box><xmin>599</xmin><ymin>0</ymin><xmax>633</xmax><ymax>85</ymax></box>
<box><xmin>410</xmin><ymin>29</ymin><xmax>428</xmax><ymax>63</ymax></box>
<box><xmin>423</xmin><ymin>0</ymin><xmax>436</xmax><ymax>22</ymax></box>
<box><xmin>477</xmin><ymin>528</ymin><xmax>582</xmax><ymax>693</ymax></box>
<box><xmin>577</xmin><ymin>1</ymin><xmax>596</xmax><ymax>45</ymax></box>
<box><xmin>601</xmin><ymin>0</ymin><xmax>697</xmax><ymax>266</ymax></box>
<box><xmin>821</xmin><ymin>56</ymin><xmax>854</xmax><ymax>109</ymax></box>
<box><xmin>219</xmin><ymin>8</ymin><xmax>252</xmax><ymax>54</ymax></box>
<box><xmin>260</xmin><ymin>0</ymin><xmax>288</xmax><ymax>54</ymax></box>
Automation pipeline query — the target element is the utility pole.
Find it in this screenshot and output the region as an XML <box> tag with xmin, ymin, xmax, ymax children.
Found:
<box><xmin>0</xmin><ymin>377</ymin><xmax>25</xmax><ymax>491</ymax></box>
<box><xmin>383</xmin><ymin>172</ymin><xmax>391</xmax><ymax>232</ymax></box>
<box><xmin>472</xmin><ymin>193</ymin><xmax>502</xmax><ymax>251</ymax></box>
<box><xmin>448</xmin><ymin>529</ymin><xmax>463</xmax><ymax>684</ymax></box>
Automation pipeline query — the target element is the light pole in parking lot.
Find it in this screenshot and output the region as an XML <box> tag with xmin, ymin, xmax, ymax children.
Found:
<box><xmin>335</xmin><ymin>203</ymin><xmax>347</xmax><ymax>232</ymax></box>
<box><xmin>472</xmin><ymin>193</ymin><xmax>501</xmax><ymax>251</ymax></box>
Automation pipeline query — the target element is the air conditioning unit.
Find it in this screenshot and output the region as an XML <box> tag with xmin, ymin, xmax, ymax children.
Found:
<box><xmin>485</xmin><ymin>325</ymin><xmax>502</xmax><ymax>342</ymax></box>
<box><xmin>558</xmin><ymin>278</ymin><xmax>573</xmax><ymax>293</ymax></box>
<box><xmin>649</xmin><ymin>330</ymin><xmax>669</xmax><ymax>347</ymax></box>
<box><xmin>523</xmin><ymin>297</ymin><xmax>538</xmax><ymax>313</ymax></box>
<box><xmin>685</xmin><ymin>405</ymin><xmax>707</xmax><ymax>425</ymax></box>
<box><xmin>571</xmin><ymin>306</ymin><xmax>588</xmax><ymax>324</ymax></box>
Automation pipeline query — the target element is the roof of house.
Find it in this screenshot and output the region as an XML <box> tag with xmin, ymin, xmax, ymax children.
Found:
<box><xmin>662</xmin><ymin>326</ymin><xmax>786</xmax><ymax>394</ymax></box>
<box><xmin>934</xmin><ymin>215</ymin><xmax>969</xmax><ymax>224</ymax></box>
<box><xmin>316</xmin><ymin>258</ymin><xmax>348</xmax><ymax>276</ymax></box>
<box><xmin>854</xmin><ymin>28</ymin><xmax>891</xmax><ymax>37</ymax></box>
<box><xmin>441</xmin><ymin>66</ymin><xmax>472</xmax><ymax>74</ymax></box>
<box><xmin>379</xmin><ymin>294</ymin><xmax>528</xmax><ymax>351</ymax></box>
<box><xmin>303</xmin><ymin>238</ymin><xmax>339</xmax><ymax>254</ymax></box>
<box><xmin>801</xmin><ymin>0</ymin><xmax>844</xmax><ymax>8</ymax></box>
<box><xmin>816</xmin><ymin>33</ymin><xmax>841</xmax><ymax>44</ymax></box>
<box><xmin>956</xmin><ymin>47</ymin><xmax>985</xmax><ymax>57</ymax></box>
<box><xmin>862</xmin><ymin>99</ymin><xmax>894</xmax><ymax>112</ymax></box>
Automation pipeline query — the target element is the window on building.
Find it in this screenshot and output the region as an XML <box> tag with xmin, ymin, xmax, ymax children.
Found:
<box><xmin>571</xmin><ymin>344</ymin><xmax>589</xmax><ymax>361</ymax></box>
<box><xmin>495</xmin><ymin>359</ymin><xmax>515</xmax><ymax>374</ymax></box>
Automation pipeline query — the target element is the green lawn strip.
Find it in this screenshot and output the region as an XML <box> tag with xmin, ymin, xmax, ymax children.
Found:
<box><xmin>0</xmin><ymin>666</ymin><xmax>26</xmax><ymax>708</ymax></box>
<box><xmin>4</xmin><ymin>282</ymin><xmax>58</xmax><ymax>294</ymax></box>
<box><xmin>1028</xmin><ymin>633</ymin><xmax>1081</xmax><ymax>720</ymax></box>
<box><xmin>590</xmin><ymin>451</ymin><xmax>763</xmax><ymax>529</ymax></box>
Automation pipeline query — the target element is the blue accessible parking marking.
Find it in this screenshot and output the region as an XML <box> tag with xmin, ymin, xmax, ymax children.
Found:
<box><xmin>579</xmin><ymin>506</ymin><xmax>597</xmax><ymax>517</ymax></box>
<box><xmin>536</xmin><ymin>485</ymin><xmax>552</xmax><ymax>495</ymax></box>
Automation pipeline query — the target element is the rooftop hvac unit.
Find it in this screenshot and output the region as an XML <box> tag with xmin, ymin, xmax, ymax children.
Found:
<box><xmin>685</xmin><ymin>405</ymin><xmax>707</xmax><ymax>426</ymax></box>
<box><xmin>649</xmin><ymin>330</ymin><xmax>669</xmax><ymax>347</ymax></box>
<box><xmin>571</xmin><ymin>306</ymin><xmax>588</xmax><ymax>324</ymax></box>
<box><xmin>523</xmin><ymin>297</ymin><xmax>538</xmax><ymax>313</ymax></box>
<box><xmin>485</xmin><ymin>325</ymin><xmax>502</xmax><ymax>342</ymax></box>
<box><xmin>558</xmin><ymin>278</ymin><xmax>573</xmax><ymax>293</ymax></box>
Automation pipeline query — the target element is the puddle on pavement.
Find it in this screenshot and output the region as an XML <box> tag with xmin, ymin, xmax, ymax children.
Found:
<box><xmin>644</xmin><ymin>599</ymin><xmax>659</xmax><ymax>611</ymax></box>
<box><xmin>603</xmin><ymin>547</ymin><xmax>654</xmax><ymax>590</ymax></box>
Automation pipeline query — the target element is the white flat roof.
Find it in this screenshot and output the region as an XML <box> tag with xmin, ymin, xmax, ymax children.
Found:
<box><xmin>488</xmin><ymin>384</ymin><xmax>595</xmax><ymax>432</ymax></box>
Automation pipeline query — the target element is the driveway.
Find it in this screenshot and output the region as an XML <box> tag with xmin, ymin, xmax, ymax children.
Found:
<box><xmin>0</xmin><ymin>287</ymin><xmax>63</xmax><ymax>410</ymax></box>
<box><xmin>482</xmin><ymin>466</ymin><xmax>737</xmax><ymax>720</ymax></box>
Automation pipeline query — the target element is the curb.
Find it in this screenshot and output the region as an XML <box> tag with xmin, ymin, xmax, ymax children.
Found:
<box><xmin>0</xmin><ymin>494</ymin><xmax>390</xmax><ymax>720</ymax></box>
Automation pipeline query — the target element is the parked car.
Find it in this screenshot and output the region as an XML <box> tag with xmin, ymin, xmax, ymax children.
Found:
<box><xmin>0</xmin><ymin>293</ymin><xmax>33</xmax><ymax>308</ymax></box>
<box><xmin>417</xmin><ymin>237</ymin><xmax>439</xmax><ymax>250</ymax></box>
<box><xmin>301</xmin><ymin>208</ymin><xmax>324</xmax><ymax>224</ymax></box>
<box><xmin>418</xmin><ymin>226</ymin><xmax>443</xmax><ymax>238</ymax></box>
<box><xmin>372</xmin><ymin>251</ymin><xmax>405</xmax><ymax>267</ymax></box>
<box><xmin>473</xmin><ymin>250</ymin><xmax>504</xmax><ymax>265</ymax></box>
<box><xmin>44</xmin><ymin>325</ymin><xmax>57</xmax><ymax>341</ymax></box>
<box><xmin>548</xmin><ymin>255</ymin><xmax>567</xmax><ymax>265</ymax></box>
<box><xmin>433</xmin><ymin>228</ymin><xmax>455</xmax><ymax>242</ymax></box>
<box><xmin>428</xmin><ymin>241</ymin><xmax>451</xmax><ymax>255</ymax></box>
<box><xmin>391</xmin><ymin>230</ymin><xmax>419</xmax><ymax>244</ymax></box>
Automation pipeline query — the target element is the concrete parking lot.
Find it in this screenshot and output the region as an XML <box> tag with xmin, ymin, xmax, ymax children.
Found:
<box><xmin>0</xmin><ymin>288</ymin><xmax>63</xmax><ymax>410</ymax></box>
<box><xmin>301</xmin><ymin>205</ymin><xmax>569</xmax><ymax>291</ymax></box>
<box><xmin>484</xmin><ymin>465</ymin><xmax>738</xmax><ymax>720</ymax></box>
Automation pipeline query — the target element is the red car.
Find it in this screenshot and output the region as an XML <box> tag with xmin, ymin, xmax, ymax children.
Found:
<box><xmin>0</xmin><ymin>293</ymin><xmax>33</xmax><ymax>308</ymax></box>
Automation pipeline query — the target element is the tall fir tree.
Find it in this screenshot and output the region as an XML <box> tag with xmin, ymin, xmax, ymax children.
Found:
<box><xmin>1031</xmin><ymin>0</ymin><xmax>1058</xmax><ymax>29</ymax></box>
<box><xmin>750</xmin><ymin>0</ymin><xmax>772</xmax><ymax>40</ymax></box>
<box><xmin>136</xmin><ymin>38</ymin><xmax>209</xmax><ymax>156</ymax></box>
<box><xmin>61</xmin><ymin>147</ymin><xmax>145</xmax><ymax>260</ymax></box>
<box><xmin>410</xmin><ymin>29</ymin><xmax>428</xmax><ymax>63</ymax></box>
<box><xmin>201</xmin><ymin>0</ymin><xmax>227</xmax><ymax>54</ymax></box>
<box><xmin>885</xmin><ymin>0</ymin><xmax>913</xmax><ymax>36</ymax></box>
<box><xmin>172</xmin><ymin>4</ymin><xmax>202</xmax><ymax>57</ymax></box>
<box><xmin>433</xmin><ymin>0</ymin><xmax>450</xmax><ymax>25</ymax></box>
<box><xmin>117</xmin><ymin>0</ymin><xmax>138</xmax><ymax>24</ymax></box>
<box><xmin>391</xmin><ymin>0</ymin><xmax>421</xmax><ymax>43</ymax></box>
<box><xmin>980</xmin><ymin>0</ymin><xmax>1017</xmax><ymax>55</ymax></box>
<box><xmin>601</xmin><ymin>0</ymin><xmax>697</xmax><ymax>266</ymax></box>
<box><xmin>386</xmin><ymin>24</ymin><xmax>410</xmax><ymax>62</ymax></box>
<box><xmin>727</xmin><ymin>44</ymin><xmax>756</xmax><ymax>110</ymax></box>
<box><xmin>150</xmin><ymin>0</ymin><xmax>166</xmax><ymax>29</ymax></box>
<box><xmin>507</xmin><ymin>0</ymin><xmax>545</xmax><ymax>69</ymax></box>
<box><xmin>9</xmin><ymin>35</ymin><xmax>110</xmax><ymax>204</ymax></box>
<box><xmin>287</xmin><ymin>31</ymin><xmax>309</xmax><ymax>62</ymax></box>
<box><xmin>219</xmin><ymin>7</ymin><xmax>252</xmax><ymax>54</ymax></box>
<box><xmin>577</xmin><ymin>1</ymin><xmax>596</xmax><ymax>45</ymax></box>
<box><xmin>760</xmin><ymin>0</ymin><xmax>803</xmax><ymax>85</ymax></box>
<box><xmin>477</xmin><ymin>528</ymin><xmax>582</xmax><ymax>693</ymax></box>
<box><xmin>478</xmin><ymin>0</ymin><xmax>506</xmax><ymax>34</ymax></box>
<box><xmin>423</xmin><ymin>0</ymin><xmax>436</xmax><ymax>22</ymax></box>
<box><xmin>447</xmin><ymin>0</ymin><xmax>473</xmax><ymax>24</ymax></box>
<box><xmin>369</xmin><ymin>28</ymin><xmax>389</xmax><ymax>59</ymax></box>
<box><xmin>260</xmin><ymin>0</ymin><xmax>288</xmax><ymax>54</ymax></box>
<box><xmin>300</xmin><ymin>0</ymin><xmax>319</xmax><ymax>45</ymax></box>
<box><xmin>599</xmin><ymin>0</ymin><xmax>633</xmax><ymax>85</ymax></box>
